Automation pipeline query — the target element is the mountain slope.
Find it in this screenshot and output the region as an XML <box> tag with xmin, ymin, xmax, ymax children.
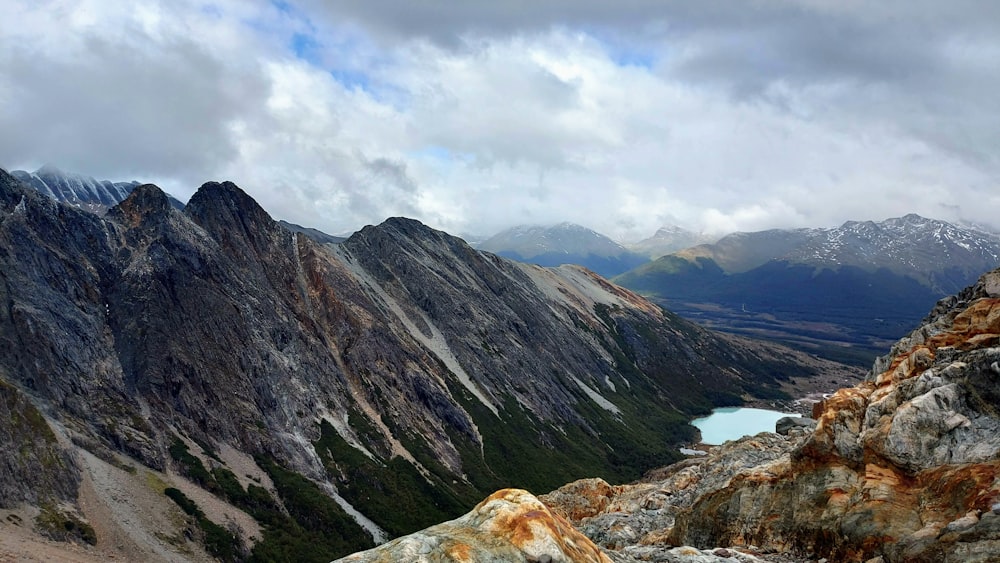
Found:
<box><xmin>0</xmin><ymin>168</ymin><xmax>845</xmax><ymax>560</ymax></box>
<box><xmin>478</xmin><ymin>223</ymin><xmax>649</xmax><ymax>278</ymax></box>
<box><xmin>617</xmin><ymin>215</ymin><xmax>1000</xmax><ymax>365</ymax></box>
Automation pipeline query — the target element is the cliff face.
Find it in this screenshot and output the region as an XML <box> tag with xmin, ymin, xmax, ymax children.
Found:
<box><xmin>0</xmin><ymin>168</ymin><xmax>841</xmax><ymax>559</ymax></box>
<box><xmin>543</xmin><ymin>268</ymin><xmax>1000</xmax><ymax>562</ymax></box>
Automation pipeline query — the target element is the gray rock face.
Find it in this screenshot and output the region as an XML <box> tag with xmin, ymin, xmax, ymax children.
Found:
<box><xmin>0</xmin><ymin>381</ymin><xmax>79</xmax><ymax>507</ymax></box>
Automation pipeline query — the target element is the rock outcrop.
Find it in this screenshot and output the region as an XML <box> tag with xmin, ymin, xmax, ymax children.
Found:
<box><xmin>336</xmin><ymin>489</ymin><xmax>612</xmax><ymax>563</ymax></box>
<box><xmin>337</xmin><ymin>487</ymin><xmax>786</xmax><ymax>563</ymax></box>
<box><xmin>541</xmin><ymin>431</ymin><xmax>813</xmax><ymax>560</ymax></box>
<box><xmin>774</xmin><ymin>417</ymin><xmax>815</xmax><ymax>436</ymax></box>
<box><xmin>546</xmin><ymin>268</ymin><xmax>1000</xmax><ymax>562</ymax></box>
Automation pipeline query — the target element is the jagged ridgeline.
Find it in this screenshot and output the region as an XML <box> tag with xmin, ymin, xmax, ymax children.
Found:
<box><xmin>0</xmin><ymin>168</ymin><xmax>821</xmax><ymax>559</ymax></box>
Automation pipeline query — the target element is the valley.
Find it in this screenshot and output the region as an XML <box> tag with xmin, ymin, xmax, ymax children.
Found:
<box><xmin>614</xmin><ymin>218</ymin><xmax>1000</xmax><ymax>367</ymax></box>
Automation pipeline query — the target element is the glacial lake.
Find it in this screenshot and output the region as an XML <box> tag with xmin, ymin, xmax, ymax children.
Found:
<box><xmin>691</xmin><ymin>407</ymin><xmax>801</xmax><ymax>445</ymax></box>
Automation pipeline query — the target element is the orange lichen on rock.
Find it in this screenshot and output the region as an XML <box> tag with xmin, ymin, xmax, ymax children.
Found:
<box><xmin>918</xmin><ymin>462</ymin><xmax>1000</xmax><ymax>514</ymax></box>
<box><xmin>946</xmin><ymin>298</ymin><xmax>1000</xmax><ymax>336</ymax></box>
<box><xmin>876</xmin><ymin>345</ymin><xmax>935</xmax><ymax>385</ymax></box>
<box><xmin>538</xmin><ymin>478</ymin><xmax>634</xmax><ymax>521</ymax></box>
<box><xmin>870</xmin><ymin>298</ymin><xmax>1000</xmax><ymax>386</ymax></box>
<box><xmin>482</xmin><ymin>489</ymin><xmax>611</xmax><ymax>562</ymax></box>
<box><xmin>445</xmin><ymin>543</ymin><xmax>472</xmax><ymax>560</ymax></box>
<box><xmin>337</xmin><ymin>488</ymin><xmax>612</xmax><ymax>563</ymax></box>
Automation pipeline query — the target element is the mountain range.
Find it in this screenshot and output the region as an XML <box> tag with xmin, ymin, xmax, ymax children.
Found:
<box><xmin>615</xmin><ymin>215</ymin><xmax>1000</xmax><ymax>365</ymax></box>
<box><xmin>474</xmin><ymin>223</ymin><xmax>721</xmax><ymax>277</ymax></box>
<box><xmin>627</xmin><ymin>225</ymin><xmax>719</xmax><ymax>260</ymax></box>
<box><xmin>11</xmin><ymin>165</ymin><xmax>184</xmax><ymax>212</ymax></box>
<box><xmin>476</xmin><ymin>223</ymin><xmax>650</xmax><ymax>278</ymax></box>
<box><xmin>0</xmin><ymin>167</ymin><xmax>851</xmax><ymax>561</ymax></box>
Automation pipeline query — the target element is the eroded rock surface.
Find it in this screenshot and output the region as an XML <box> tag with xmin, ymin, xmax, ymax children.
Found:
<box><xmin>336</xmin><ymin>489</ymin><xmax>613</xmax><ymax>563</ymax></box>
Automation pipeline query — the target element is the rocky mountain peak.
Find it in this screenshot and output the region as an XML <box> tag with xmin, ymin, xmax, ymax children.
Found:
<box><xmin>375</xmin><ymin>216</ymin><xmax>447</xmax><ymax>240</ymax></box>
<box><xmin>186</xmin><ymin>180</ymin><xmax>270</xmax><ymax>224</ymax></box>
<box><xmin>107</xmin><ymin>183</ymin><xmax>173</xmax><ymax>228</ymax></box>
<box><xmin>345</xmin><ymin>216</ymin><xmax>473</xmax><ymax>268</ymax></box>
<box><xmin>184</xmin><ymin>180</ymin><xmax>282</xmax><ymax>251</ymax></box>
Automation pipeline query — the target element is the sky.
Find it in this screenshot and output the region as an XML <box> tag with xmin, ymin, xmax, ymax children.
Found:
<box><xmin>1</xmin><ymin>1</ymin><xmax>999</xmax><ymax>241</ymax></box>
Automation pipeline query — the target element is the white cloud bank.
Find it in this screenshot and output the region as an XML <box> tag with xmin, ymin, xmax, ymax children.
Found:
<box><xmin>1</xmin><ymin>0</ymin><xmax>998</xmax><ymax>241</ymax></box>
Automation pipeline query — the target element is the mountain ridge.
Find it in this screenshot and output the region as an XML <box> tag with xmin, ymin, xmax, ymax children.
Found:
<box><xmin>672</xmin><ymin>214</ymin><xmax>1000</xmax><ymax>290</ymax></box>
<box><xmin>0</xmin><ymin>167</ymin><xmax>853</xmax><ymax>560</ymax></box>
<box><xmin>478</xmin><ymin>222</ymin><xmax>649</xmax><ymax>278</ymax></box>
<box><xmin>616</xmin><ymin>214</ymin><xmax>1000</xmax><ymax>365</ymax></box>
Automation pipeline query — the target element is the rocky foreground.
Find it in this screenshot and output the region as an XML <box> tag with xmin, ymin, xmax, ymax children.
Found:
<box><xmin>341</xmin><ymin>269</ymin><xmax>1000</xmax><ymax>562</ymax></box>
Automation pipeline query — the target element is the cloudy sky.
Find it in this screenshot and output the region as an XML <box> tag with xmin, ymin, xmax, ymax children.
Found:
<box><xmin>2</xmin><ymin>1</ymin><xmax>998</xmax><ymax>240</ymax></box>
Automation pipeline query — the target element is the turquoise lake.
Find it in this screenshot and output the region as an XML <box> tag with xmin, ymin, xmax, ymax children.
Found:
<box><xmin>691</xmin><ymin>407</ymin><xmax>801</xmax><ymax>445</ymax></box>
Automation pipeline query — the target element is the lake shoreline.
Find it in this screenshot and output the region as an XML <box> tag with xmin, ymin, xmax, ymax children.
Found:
<box><xmin>681</xmin><ymin>369</ymin><xmax>864</xmax><ymax>453</ymax></box>
<box><xmin>691</xmin><ymin>407</ymin><xmax>802</xmax><ymax>446</ymax></box>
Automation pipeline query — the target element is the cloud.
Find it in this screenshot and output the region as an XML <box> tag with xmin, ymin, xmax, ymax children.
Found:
<box><xmin>1</xmin><ymin>0</ymin><xmax>998</xmax><ymax>242</ymax></box>
<box><xmin>0</xmin><ymin>0</ymin><xmax>274</xmax><ymax>189</ymax></box>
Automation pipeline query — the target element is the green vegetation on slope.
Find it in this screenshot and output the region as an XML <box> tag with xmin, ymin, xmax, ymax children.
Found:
<box><xmin>168</xmin><ymin>435</ymin><xmax>373</xmax><ymax>561</ymax></box>
<box><xmin>34</xmin><ymin>502</ymin><xmax>97</xmax><ymax>546</ymax></box>
<box><xmin>253</xmin><ymin>456</ymin><xmax>375</xmax><ymax>562</ymax></box>
<box><xmin>313</xmin><ymin>418</ymin><xmax>473</xmax><ymax>538</ymax></box>
<box><xmin>164</xmin><ymin>487</ymin><xmax>241</xmax><ymax>562</ymax></box>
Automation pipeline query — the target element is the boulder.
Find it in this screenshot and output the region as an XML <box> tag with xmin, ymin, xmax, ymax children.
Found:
<box><xmin>774</xmin><ymin>416</ymin><xmax>816</xmax><ymax>435</ymax></box>
<box><xmin>336</xmin><ymin>489</ymin><xmax>612</xmax><ymax>563</ymax></box>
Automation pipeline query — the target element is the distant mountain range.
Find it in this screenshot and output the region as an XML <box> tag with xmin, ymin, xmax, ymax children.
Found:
<box><xmin>476</xmin><ymin>222</ymin><xmax>650</xmax><ymax>278</ymax></box>
<box><xmin>476</xmin><ymin>223</ymin><xmax>720</xmax><ymax>277</ymax></box>
<box><xmin>628</xmin><ymin>225</ymin><xmax>719</xmax><ymax>260</ymax></box>
<box><xmin>616</xmin><ymin>214</ymin><xmax>1000</xmax><ymax>365</ymax></box>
